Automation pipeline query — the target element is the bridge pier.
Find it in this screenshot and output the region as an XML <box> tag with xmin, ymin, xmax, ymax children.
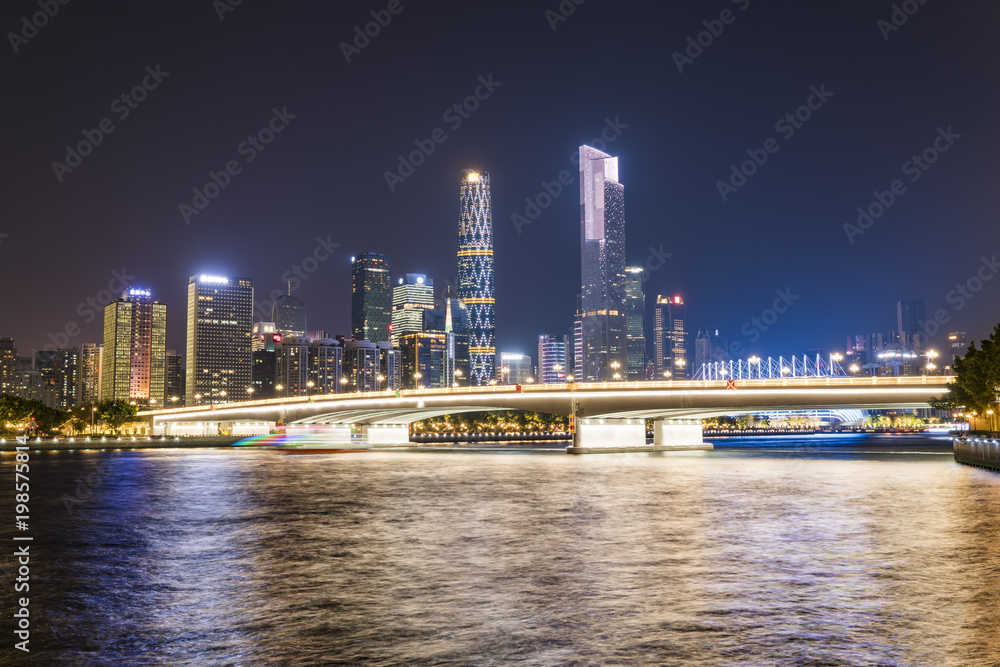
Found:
<box><xmin>566</xmin><ymin>418</ymin><xmax>646</xmax><ymax>454</ymax></box>
<box><xmin>361</xmin><ymin>424</ymin><xmax>410</xmax><ymax>445</ymax></box>
<box><xmin>652</xmin><ymin>419</ymin><xmax>713</xmax><ymax>451</ymax></box>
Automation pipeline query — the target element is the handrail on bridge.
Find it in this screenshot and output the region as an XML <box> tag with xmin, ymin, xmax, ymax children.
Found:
<box><xmin>139</xmin><ymin>375</ymin><xmax>954</xmax><ymax>417</ymax></box>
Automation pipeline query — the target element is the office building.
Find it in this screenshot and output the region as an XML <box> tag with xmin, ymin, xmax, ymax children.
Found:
<box><xmin>655</xmin><ymin>295</ymin><xmax>688</xmax><ymax>379</ymax></box>
<box><xmin>102</xmin><ymin>288</ymin><xmax>167</xmax><ymax>407</ymax></box>
<box><xmin>423</xmin><ymin>295</ymin><xmax>471</xmax><ymax>387</ymax></box>
<box><xmin>579</xmin><ymin>145</ymin><xmax>627</xmax><ymax>382</ymax></box>
<box><xmin>499</xmin><ymin>352</ymin><xmax>532</xmax><ymax>385</ymax></box>
<box><xmin>398</xmin><ymin>332</ymin><xmax>449</xmax><ymax>389</ymax></box>
<box><xmin>897</xmin><ymin>299</ymin><xmax>926</xmax><ymax>350</ymax></box>
<box><xmin>0</xmin><ymin>338</ymin><xmax>16</xmax><ymax>394</ymax></box>
<box><xmin>378</xmin><ymin>341</ymin><xmax>401</xmax><ymax>391</ymax></box>
<box><xmin>457</xmin><ymin>170</ymin><xmax>496</xmax><ymax>386</ymax></box>
<box><xmin>186</xmin><ymin>275</ymin><xmax>253</xmax><ymax>405</ymax></box>
<box><xmin>165</xmin><ymin>350</ymin><xmax>183</xmax><ymax>405</ymax></box>
<box><xmin>538</xmin><ymin>334</ymin><xmax>570</xmax><ymax>384</ymax></box>
<box><xmin>309</xmin><ymin>338</ymin><xmax>343</xmax><ymax>394</ymax></box>
<box><xmin>351</xmin><ymin>252</ymin><xmax>392</xmax><ymax>343</ymax></box>
<box><xmin>272</xmin><ymin>293</ymin><xmax>307</xmax><ymax>338</ymax></box>
<box><xmin>391</xmin><ymin>273</ymin><xmax>434</xmax><ymax>345</ymax></box>
<box><xmin>251</xmin><ymin>323</ymin><xmax>280</xmax><ymax>399</ymax></box>
<box><xmin>948</xmin><ymin>332</ymin><xmax>967</xmax><ymax>357</ymax></box>
<box><xmin>343</xmin><ymin>339</ymin><xmax>381</xmax><ymax>392</ymax></box>
<box><xmin>276</xmin><ymin>336</ymin><xmax>310</xmax><ymax>396</ymax></box>
<box><xmin>76</xmin><ymin>343</ymin><xmax>103</xmax><ymax>405</ymax></box>
<box><xmin>625</xmin><ymin>267</ymin><xmax>646</xmax><ymax>380</ymax></box>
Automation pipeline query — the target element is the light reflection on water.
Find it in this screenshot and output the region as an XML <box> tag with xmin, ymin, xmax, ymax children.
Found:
<box><xmin>4</xmin><ymin>435</ymin><xmax>1000</xmax><ymax>665</ymax></box>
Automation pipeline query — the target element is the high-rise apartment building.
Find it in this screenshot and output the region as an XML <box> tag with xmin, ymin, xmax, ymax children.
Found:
<box><xmin>1</xmin><ymin>338</ymin><xmax>18</xmax><ymax>394</ymax></box>
<box><xmin>272</xmin><ymin>293</ymin><xmax>307</xmax><ymax>338</ymax></box>
<box><xmin>351</xmin><ymin>252</ymin><xmax>392</xmax><ymax>342</ymax></box>
<box><xmin>655</xmin><ymin>295</ymin><xmax>688</xmax><ymax>379</ymax></box>
<box><xmin>276</xmin><ymin>336</ymin><xmax>310</xmax><ymax>396</ymax></box>
<box><xmin>457</xmin><ymin>170</ymin><xmax>496</xmax><ymax>386</ymax></box>
<box><xmin>186</xmin><ymin>275</ymin><xmax>253</xmax><ymax>405</ymax></box>
<box><xmin>76</xmin><ymin>343</ymin><xmax>103</xmax><ymax>405</ymax></box>
<box><xmin>343</xmin><ymin>339</ymin><xmax>381</xmax><ymax>392</ymax></box>
<box><xmin>579</xmin><ymin>145</ymin><xmax>627</xmax><ymax>382</ymax></box>
<box><xmin>391</xmin><ymin>274</ymin><xmax>434</xmax><ymax>345</ymax></box>
<box><xmin>625</xmin><ymin>267</ymin><xmax>646</xmax><ymax>380</ymax></box>
<box><xmin>308</xmin><ymin>338</ymin><xmax>343</xmax><ymax>394</ymax></box>
<box><xmin>102</xmin><ymin>288</ymin><xmax>167</xmax><ymax>407</ymax></box>
<box><xmin>538</xmin><ymin>334</ymin><xmax>570</xmax><ymax>384</ymax></box>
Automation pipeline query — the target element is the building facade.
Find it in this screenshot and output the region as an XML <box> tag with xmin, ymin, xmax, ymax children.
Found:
<box><xmin>351</xmin><ymin>252</ymin><xmax>392</xmax><ymax>343</ymax></box>
<box><xmin>655</xmin><ymin>295</ymin><xmax>688</xmax><ymax>379</ymax></box>
<box><xmin>457</xmin><ymin>170</ymin><xmax>496</xmax><ymax>386</ymax></box>
<box><xmin>499</xmin><ymin>352</ymin><xmax>532</xmax><ymax>385</ymax></box>
<box><xmin>625</xmin><ymin>266</ymin><xmax>646</xmax><ymax>380</ymax></box>
<box><xmin>579</xmin><ymin>145</ymin><xmax>627</xmax><ymax>382</ymax></box>
<box><xmin>186</xmin><ymin>275</ymin><xmax>253</xmax><ymax>405</ymax></box>
<box><xmin>272</xmin><ymin>294</ymin><xmax>307</xmax><ymax>338</ymax></box>
<box><xmin>102</xmin><ymin>288</ymin><xmax>167</xmax><ymax>407</ymax></box>
<box><xmin>391</xmin><ymin>274</ymin><xmax>434</xmax><ymax>345</ymax></box>
<box><xmin>538</xmin><ymin>334</ymin><xmax>570</xmax><ymax>384</ymax></box>
<box><xmin>76</xmin><ymin>343</ymin><xmax>103</xmax><ymax>405</ymax></box>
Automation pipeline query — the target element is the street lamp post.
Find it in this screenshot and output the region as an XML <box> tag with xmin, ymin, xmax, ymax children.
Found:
<box><xmin>610</xmin><ymin>360</ymin><xmax>621</xmax><ymax>382</ymax></box>
<box><xmin>339</xmin><ymin>377</ymin><xmax>348</xmax><ymax>393</ymax></box>
<box><xmin>748</xmin><ymin>356</ymin><xmax>761</xmax><ymax>380</ymax></box>
<box><xmin>413</xmin><ymin>372</ymin><xmax>422</xmax><ymax>390</ymax></box>
<box><xmin>246</xmin><ymin>386</ymin><xmax>254</xmax><ymax>400</ymax></box>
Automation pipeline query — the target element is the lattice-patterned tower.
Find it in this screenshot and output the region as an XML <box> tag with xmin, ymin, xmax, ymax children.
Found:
<box><xmin>457</xmin><ymin>170</ymin><xmax>496</xmax><ymax>386</ymax></box>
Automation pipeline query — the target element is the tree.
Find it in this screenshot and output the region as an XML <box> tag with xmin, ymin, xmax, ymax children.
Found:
<box><xmin>931</xmin><ymin>324</ymin><xmax>1000</xmax><ymax>414</ymax></box>
<box><xmin>98</xmin><ymin>399</ymin><xmax>139</xmax><ymax>434</ymax></box>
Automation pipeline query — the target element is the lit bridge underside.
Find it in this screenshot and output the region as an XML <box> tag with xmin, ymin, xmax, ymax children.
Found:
<box><xmin>141</xmin><ymin>376</ymin><xmax>953</xmax><ymax>453</ymax></box>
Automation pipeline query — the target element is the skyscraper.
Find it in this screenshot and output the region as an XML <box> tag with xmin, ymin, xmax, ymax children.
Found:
<box><xmin>655</xmin><ymin>295</ymin><xmax>687</xmax><ymax>379</ymax></box>
<box><xmin>579</xmin><ymin>145</ymin><xmax>627</xmax><ymax>382</ymax></box>
<box><xmin>351</xmin><ymin>252</ymin><xmax>392</xmax><ymax>342</ymax></box>
<box><xmin>186</xmin><ymin>275</ymin><xmax>253</xmax><ymax>405</ymax></box>
<box><xmin>102</xmin><ymin>288</ymin><xmax>167</xmax><ymax>407</ymax></box>
<box><xmin>76</xmin><ymin>343</ymin><xmax>103</xmax><ymax>405</ymax></box>
<box><xmin>896</xmin><ymin>299</ymin><xmax>926</xmax><ymax>349</ymax></box>
<box><xmin>272</xmin><ymin>293</ymin><xmax>307</xmax><ymax>338</ymax></box>
<box><xmin>165</xmin><ymin>350</ymin><xmax>183</xmax><ymax>404</ymax></box>
<box><xmin>391</xmin><ymin>273</ymin><xmax>434</xmax><ymax>345</ymax></box>
<box><xmin>538</xmin><ymin>334</ymin><xmax>570</xmax><ymax>384</ymax></box>
<box><xmin>423</xmin><ymin>295</ymin><xmax>471</xmax><ymax>387</ymax></box>
<box><xmin>0</xmin><ymin>338</ymin><xmax>17</xmax><ymax>394</ymax></box>
<box><xmin>457</xmin><ymin>169</ymin><xmax>496</xmax><ymax>386</ymax></box>
<box><xmin>625</xmin><ymin>267</ymin><xmax>646</xmax><ymax>380</ymax></box>
<box><xmin>498</xmin><ymin>352</ymin><xmax>532</xmax><ymax>385</ymax></box>
<box><xmin>251</xmin><ymin>323</ymin><xmax>279</xmax><ymax>399</ymax></box>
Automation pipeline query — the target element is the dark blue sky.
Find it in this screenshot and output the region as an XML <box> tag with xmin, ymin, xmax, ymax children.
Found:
<box><xmin>3</xmin><ymin>0</ymin><xmax>999</xmax><ymax>361</ymax></box>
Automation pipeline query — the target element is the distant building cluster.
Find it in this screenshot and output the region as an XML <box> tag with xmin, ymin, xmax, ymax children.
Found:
<box><xmin>1</xmin><ymin>155</ymin><xmax>964</xmax><ymax>410</ymax></box>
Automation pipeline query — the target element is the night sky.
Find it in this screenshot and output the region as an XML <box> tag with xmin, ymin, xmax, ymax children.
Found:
<box><xmin>3</xmin><ymin>0</ymin><xmax>999</xmax><ymax>362</ymax></box>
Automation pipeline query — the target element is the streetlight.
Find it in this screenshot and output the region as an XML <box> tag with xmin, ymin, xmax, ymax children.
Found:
<box><xmin>988</xmin><ymin>409</ymin><xmax>996</xmax><ymax>433</ymax></box>
<box><xmin>850</xmin><ymin>364</ymin><xmax>860</xmax><ymax>375</ymax></box>
<box><xmin>194</xmin><ymin>393</ymin><xmax>202</xmax><ymax>403</ymax></box>
<box><xmin>748</xmin><ymin>355</ymin><xmax>761</xmax><ymax>379</ymax></box>
<box><xmin>91</xmin><ymin>406</ymin><xmax>97</xmax><ymax>434</ymax></box>
<box><xmin>306</xmin><ymin>380</ymin><xmax>315</xmax><ymax>395</ymax></box>
<box><xmin>170</xmin><ymin>396</ymin><xmax>178</xmax><ymax>406</ymax></box>
<box><xmin>552</xmin><ymin>364</ymin><xmax>563</xmax><ymax>384</ymax></box>
<box><xmin>663</xmin><ymin>370</ymin><xmax>672</xmax><ymax>380</ymax></box>
<box><xmin>246</xmin><ymin>386</ymin><xmax>254</xmax><ymax>400</ymax></box>
<box><xmin>414</xmin><ymin>372</ymin><xmax>422</xmax><ymax>390</ymax></box>
<box><xmin>275</xmin><ymin>384</ymin><xmax>284</xmax><ymax>398</ymax></box>
<box><xmin>339</xmin><ymin>377</ymin><xmax>348</xmax><ymax>393</ymax></box>
<box><xmin>377</xmin><ymin>374</ymin><xmax>385</xmax><ymax>391</ymax></box>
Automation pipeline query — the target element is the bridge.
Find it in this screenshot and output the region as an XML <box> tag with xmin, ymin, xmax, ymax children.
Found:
<box><xmin>141</xmin><ymin>375</ymin><xmax>954</xmax><ymax>453</ymax></box>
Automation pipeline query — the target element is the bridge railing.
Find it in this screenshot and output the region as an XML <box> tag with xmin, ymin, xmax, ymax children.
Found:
<box><xmin>139</xmin><ymin>375</ymin><xmax>954</xmax><ymax>417</ymax></box>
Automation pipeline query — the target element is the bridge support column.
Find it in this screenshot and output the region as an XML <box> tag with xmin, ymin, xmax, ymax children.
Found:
<box><xmin>361</xmin><ymin>424</ymin><xmax>410</xmax><ymax>445</ymax></box>
<box><xmin>566</xmin><ymin>418</ymin><xmax>647</xmax><ymax>454</ymax></box>
<box><xmin>652</xmin><ymin>419</ymin><xmax>713</xmax><ymax>451</ymax></box>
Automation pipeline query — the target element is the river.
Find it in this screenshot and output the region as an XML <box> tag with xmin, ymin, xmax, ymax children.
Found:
<box><xmin>2</xmin><ymin>433</ymin><xmax>998</xmax><ymax>665</ymax></box>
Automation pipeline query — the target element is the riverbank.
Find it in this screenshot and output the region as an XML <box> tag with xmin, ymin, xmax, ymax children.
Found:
<box><xmin>0</xmin><ymin>436</ymin><xmax>244</xmax><ymax>452</ymax></box>
<box><xmin>953</xmin><ymin>436</ymin><xmax>1000</xmax><ymax>471</ymax></box>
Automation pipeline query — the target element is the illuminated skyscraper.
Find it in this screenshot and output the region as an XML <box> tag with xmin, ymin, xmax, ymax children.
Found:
<box><xmin>654</xmin><ymin>295</ymin><xmax>688</xmax><ymax>380</ymax></box>
<box><xmin>457</xmin><ymin>169</ymin><xmax>496</xmax><ymax>386</ymax></box>
<box><xmin>0</xmin><ymin>338</ymin><xmax>17</xmax><ymax>394</ymax></box>
<box><xmin>186</xmin><ymin>275</ymin><xmax>253</xmax><ymax>405</ymax></box>
<box><xmin>625</xmin><ymin>267</ymin><xmax>646</xmax><ymax>380</ymax></box>
<box><xmin>351</xmin><ymin>252</ymin><xmax>392</xmax><ymax>342</ymax></box>
<box><xmin>76</xmin><ymin>343</ymin><xmax>103</xmax><ymax>405</ymax></box>
<box><xmin>579</xmin><ymin>146</ymin><xmax>627</xmax><ymax>382</ymax></box>
<box><xmin>391</xmin><ymin>273</ymin><xmax>434</xmax><ymax>345</ymax></box>
<box><xmin>538</xmin><ymin>334</ymin><xmax>570</xmax><ymax>384</ymax></box>
<box><xmin>102</xmin><ymin>288</ymin><xmax>167</xmax><ymax>407</ymax></box>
